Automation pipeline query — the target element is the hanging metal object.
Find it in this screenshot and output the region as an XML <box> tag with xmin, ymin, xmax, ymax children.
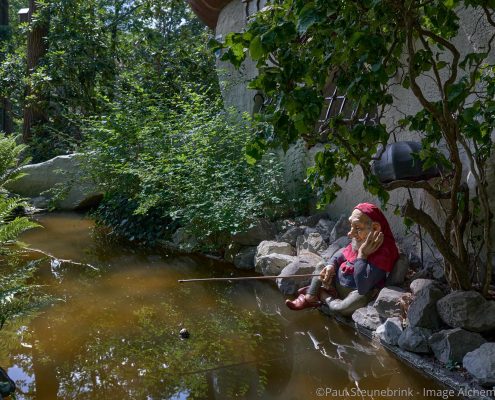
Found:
<box><xmin>371</xmin><ymin>141</ymin><xmax>441</xmax><ymax>183</ymax></box>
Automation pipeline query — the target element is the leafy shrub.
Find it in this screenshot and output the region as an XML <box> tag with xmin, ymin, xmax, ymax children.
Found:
<box><xmin>0</xmin><ymin>134</ymin><xmax>43</xmax><ymax>329</ymax></box>
<box><xmin>83</xmin><ymin>89</ymin><xmax>300</xmax><ymax>250</ymax></box>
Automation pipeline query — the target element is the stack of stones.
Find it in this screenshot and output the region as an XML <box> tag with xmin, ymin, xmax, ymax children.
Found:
<box><xmin>225</xmin><ymin>213</ymin><xmax>495</xmax><ymax>388</ymax></box>
<box><xmin>224</xmin><ymin>212</ymin><xmax>351</xmax><ymax>293</ymax></box>
<box><xmin>352</xmin><ymin>279</ymin><xmax>495</xmax><ymax>388</ymax></box>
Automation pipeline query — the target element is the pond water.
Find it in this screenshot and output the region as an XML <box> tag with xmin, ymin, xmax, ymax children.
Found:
<box><xmin>0</xmin><ymin>213</ymin><xmax>452</xmax><ymax>399</ymax></box>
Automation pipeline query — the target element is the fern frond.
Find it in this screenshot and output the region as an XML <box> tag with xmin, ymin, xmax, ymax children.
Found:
<box><xmin>0</xmin><ymin>196</ymin><xmax>25</xmax><ymax>221</ymax></box>
<box><xmin>0</xmin><ymin>134</ymin><xmax>27</xmax><ymax>187</ymax></box>
<box><xmin>0</xmin><ymin>217</ymin><xmax>40</xmax><ymax>244</ymax></box>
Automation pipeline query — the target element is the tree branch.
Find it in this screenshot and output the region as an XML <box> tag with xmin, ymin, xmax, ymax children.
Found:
<box><xmin>405</xmin><ymin>19</ymin><xmax>444</xmax><ymax>123</ymax></box>
<box><xmin>402</xmin><ymin>199</ymin><xmax>471</xmax><ymax>289</ymax></box>
<box><xmin>383</xmin><ymin>179</ymin><xmax>450</xmax><ymax>199</ymax></box>
<box><xmin>418</xmin><ymin>28</ymin><xmax>460</xmax><ymax>91</ymax></box>
<box><xmin>483</xmin><ymin>6</ymin><xmax>495</xmax><ymax>28</ymax></box>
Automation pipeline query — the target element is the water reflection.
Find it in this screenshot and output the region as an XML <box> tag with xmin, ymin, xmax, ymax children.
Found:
<box><xmin>0</xmin><ymin>213</ymin><xmax>452</xmax><ymax>399</ymax></box>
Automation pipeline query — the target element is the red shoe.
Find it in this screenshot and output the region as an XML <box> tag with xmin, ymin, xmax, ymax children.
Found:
<box><xmin>285</xmin><ymin>294</ymin><xmax>322</xmax><ymax>310</ymax></box>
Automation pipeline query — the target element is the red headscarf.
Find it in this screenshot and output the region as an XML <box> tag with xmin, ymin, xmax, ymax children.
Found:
<box><xmin>341</xmin><ymin>203</ymin><xmax>399</xmax><ymax>273</ymax></box>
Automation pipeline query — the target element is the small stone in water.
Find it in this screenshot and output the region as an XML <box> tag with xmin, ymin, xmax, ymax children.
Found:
<box><xmin>179</xmin><ymin>328</ymin><xmax>190</xmax><ymax>339</ymax></box>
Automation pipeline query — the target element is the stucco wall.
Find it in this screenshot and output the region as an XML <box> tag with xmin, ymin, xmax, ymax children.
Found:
<box><xmin>214</xmin><ymin>1</ymin><xmax>495</xmax><ymax>260</ymax></box>
<box><xmin>215</xmin><ymin>0</ymin><xmax>311</xmax><ymax>201</ymax></box>
<box><xmin>215</xmin><ymin>0</ymin><xmax>265</xmax><ymax>113</ymax></box>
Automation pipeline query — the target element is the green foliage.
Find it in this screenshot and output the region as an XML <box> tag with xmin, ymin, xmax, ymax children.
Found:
<box><xmin>218</xmin><ymin>0</ymin><xmax>495</xmax><ymax>290</ymax></box>
<box><xmin>84</xmin><ymin>89</ymin><xmax>294</xmax><ymax>250</ymax></box>
<box><xmin>1</xmin><ymin>0</ymin><xmax>219</xmax><ymax>161</ymax></box>
<box><xmin>0</xmin><ymin>134</ymin><xmax>44</xmax><ymax>329</ymax></box>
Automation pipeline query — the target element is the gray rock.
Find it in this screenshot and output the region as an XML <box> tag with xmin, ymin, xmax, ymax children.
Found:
<box><xmin>232</xmin><ymin>219</ymin><xmax>277</xmax><ymax>245</ymax></box>
<box><xmin>255</xmin><ymin>241</ymin><xmax>295</xmax><ymax>266</ymax></box>
<box><xmin>408</xmin><ymin>252</ymin><xmax>423</xmax><ymax>270</ymax></box>
<box><xmin>279</xmin><ymin>226</ymin><xmax>304</xmax><ymax>246</ymax></box>
<box><xmin>398</xmin><ymin>327</ymin><xmax>432</xmax><ymax>354</ymax></box>
<box><xmin>437</xmin><ymin>291</ymin><xmax>495</xmax><ymax>333</ymax></box>
<box><xmin>172</xmin><ymin>228</ymin><xmax>198</xmax><ymax>251</ymax></box>
<box><xmin>463</xmin><ymin>343</ymin><xmax>495</xmax><ymax>387</ymax></box>
<box><xmin>255</xmin><ymin>254</ymin><xmax>296</xmax><ymax>275</ymax></box>
<box><xmin>375</xmin><ymin>317</ymin><xmax>403</xmax><ymax>345</ymax></box>
<box><xmin>296</xmin><ymin>232</ymin><xmax>328</xmax><ymax>256</ymax></box>
<box><xmin>275</xmin><ymin>219</ymin><xmax>296</xmax><ymax>234</ymax></box>
<box><xmin>224</xmin><ymin>242</ymin><xmax>242</xmax><ymax>263</ymax></box>
<box><xmin>352</xmin><ymin>306</ymin><xmax>382</xmax><ymax>331</ymax></box>
<box><xmin>277</xmin><ymin>253</ymin><xmax>323</xmax><ymax>295</ymax></box>
<box><xmin>315</xmin><ymin>218</ymin><xmax>335</xmax><ymax>242</ymax></box>
<box><xmin>31</xmin><ymin>196</ymin><xmax>49</xmax><ymax>209</ymax></box>
<box><xmin>295</xmin><ymin>212</ymin><xmax>328</xmax><ymax>228</ymax></box>
<box><xmin>233</xmin><ymin>246</ymin><xmax>257</xmax><ymax>270</ymax></box>
<box><xmin>385</xmin><ymin>253</ymin><xmax>409</xmax><ymax>286</ymax></box>
<box><xmin>373</xmin><ymin>287</ymin><xmax>407</xmax><ymax>319</ymax></box>
<box><xmin>423</xmin><ymin>251</ymin><xmax>446</xmax><ymax>281</ymax></box>
<box><xmin>5</xmin><ymin>153</ymin><xmax>103</xmax><ymax>211</ymax></box>
<box><xmin>329</xmin><ymin>214</ymin><xmax>348</xmax><ymax>243</ymax></box>
<box><xmin>431</xmin><ymin>264</ymin><xmax>446</xmax><ymax>281</ymax></box>
<box><xmin>429</xmin><ymin>328</ymin><xmax>486</xmax><ymax>364</ymax></box>
<box><xmin>410</xmin><ymin>278</ymin><xmax>438</xmax><ymax>295</ymax></box>
<box><xmin>320</xmin><ymin>236</ymin><xmax>350</xmax><ymax>264</ymax></box>
<box><xmin>407</xmin><ymin>285</ymin><xmax>444</xmax><ymax>330</ymax></box>
<box><xmin>303</xmin><ymin>226</ymin><xmax>318</xmax><ymax>235</ymax></box>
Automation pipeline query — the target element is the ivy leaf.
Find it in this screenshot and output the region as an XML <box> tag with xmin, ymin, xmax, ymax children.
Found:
<box><xmin>443</xmin><ymin>0</ymin><xmax>455</xmax><ymax>8</ymax></box>
<box><xmin>436</xmin><ymin>61</ymin><xmax>447</xmax><ymax>69</ymax></box>
<box><xmin>249</xmin><ymin>36</ymin><xmax>264</xmax><ymax>60</ymax></box>
<box><xmin>297</xmin><ymin>3</ymin><xmax>320</xmax><ymax>34</ymax></box>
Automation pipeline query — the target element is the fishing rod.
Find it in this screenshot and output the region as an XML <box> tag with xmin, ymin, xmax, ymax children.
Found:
<box><xmin>178</xmin><ymin>273</ymin><xmax>321</xmax><ymax>283</ymax></box>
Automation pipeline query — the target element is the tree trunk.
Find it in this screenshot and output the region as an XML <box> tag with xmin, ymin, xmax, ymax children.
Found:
<box><xmin>22</xmin><ymin>0</ymin><xmax>48</xmax><ymax>143</ymax></box>
<box><xmin>0</xmin><ymin>0</ymin><xmax>12</xmax><ymax>134</ymax></box>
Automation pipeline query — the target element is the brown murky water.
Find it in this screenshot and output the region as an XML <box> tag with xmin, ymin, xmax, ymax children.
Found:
<box><xmin>0</xmin><ymin>213</ymin><xmax>453</xmax><ymax>399</ymax></box>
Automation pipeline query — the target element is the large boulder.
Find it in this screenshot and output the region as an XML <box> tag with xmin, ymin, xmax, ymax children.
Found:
<box><xmin>373</xmin><ymin>287</ymin><xmax>407</xmax><ymax>319</ymax></box>
<box><xmin>277</xmin><ymin>253</ymin><xmax>322</xmax><ymax>295</ymax></box>
<box><xmin>320</xmin><ymin>236</ymin><xmax>350</xmax><ymax>264</ymax></box>
<box><xmin>385</xmin><ymin>253</ymin><xmax>409</xmax><ymax>286</ymax></box>
<box><xmin>296</xmin><ymin>232</ymin><xmax>328</xmax><ymax>255</ymax></box>
<box><xmin>375</xmin><ymin>317</ymin><xmax>403</xmax><ymax>346</ymax></box>
<box><xmin>463</xmin><ymin>343</ymin><xmax>495</xmax><ymax>387</ymax></box>
<box><xmin>5</xmin><ymin>153</ymin><xmax>102</xmax><ymax>210</ymax></box>
<box><xmin>232</xmin><ymin>220</ymin><xmax>277</xmax><ymax>245</ymax></box>
<box><xmin>407</xmin><ymin>284</ymin><xmax>444</xmax><ymax>330</ymax></box>
<box><xmin>255</xmin><ymin>241</ymin><xmax>295</xmax><ymax>266</ymax></box>
<box><xmin>329</xmin><ymin>215</ymin><xmax>348</xmax><ymax>243</ymax></box>
<box><xmin>255</xmin><ymin>254</ymin><xmax>296</xmax><ymax>275</ymax></box>
<box><xmin>352</xmin><ymin>306</ymin><xmax>382</xmax><ymax>331</ymax></box>
<box><xmin>233</xmin><ymin>246</ymin><xmax>257</xmax><ymax>270</ymax></box>
<box><xmin>429</xmin><ymin>328</ymin><xmax>486</xmax><ymax>364</ymax></box>
<box><xmin>279</xmin><ymin>226</ymin><xmax>304</xmax><ymax>247</ymax></box>
<box><xmin>436</xmin><ymin>291</ymin><xmax>495</xmax><ymax>333</ymax></box>
<box><xmin>398</xmin><ymin>327</ymin><xmax>432</xmax><ymax>354</ymax></box>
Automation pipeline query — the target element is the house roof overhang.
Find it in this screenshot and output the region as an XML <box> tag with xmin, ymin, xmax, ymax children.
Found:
<box><xmin>187</xmin><ymin>0</ymin><xmax>232</xmax><ymax>29</ymax></box>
